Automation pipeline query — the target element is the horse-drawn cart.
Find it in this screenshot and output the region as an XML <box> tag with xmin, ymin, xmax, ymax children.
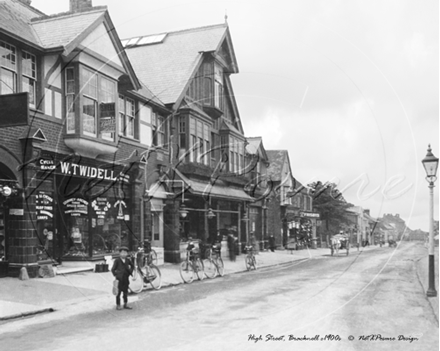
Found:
<box><xmin>330</xmin><ymin>234</ymin><xmax>350</xmax><ymax>256</ymax></box>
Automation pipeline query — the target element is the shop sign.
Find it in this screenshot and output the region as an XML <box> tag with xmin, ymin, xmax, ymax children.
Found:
<box><xmin>114</xmin><ymin>199</ymin><xmax>127</xmax><ymax>220</ymax></box>
<box><xmin>300</xmin><ymin>211</ymin><xmax>320</xmax><ymax>219</ymax></box>
<box><xmin>36</xmin><ymin>192</ymin><xmax>54</xmax><ymax>220</ymax></box>
<box><xmin>9</xmin><ymin>208</ymin><xmax>24</xmax><ymax>216</ymax></box>
<box><xmin>63</xmin><ymin>198</ymin><xmax>88</xmax><ymax>216</ymax></box>
<box><xmin>38</xmin><ymin>158</ymin><xmax>56</xmax><ymax>171</ymax></box>
<box><xmin>92</xmin><ymin>197</ymin><xmax>111</xmax><ymax>219</ymax></box>
<box><xmin>59</xmin><ymin>162</ymin><xmax>129</xmax><ymax>182</ymax></box>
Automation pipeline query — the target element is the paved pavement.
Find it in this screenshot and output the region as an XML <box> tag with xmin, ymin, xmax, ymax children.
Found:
<box><xmin>415</xmin><ymin>245</ymin><xmax>439</xmax><ymax>323</ymax></box>
<box><xmin>0</xmin><ymin>245</ymin><xmax>378</xmax><ymax>322</ymax></box>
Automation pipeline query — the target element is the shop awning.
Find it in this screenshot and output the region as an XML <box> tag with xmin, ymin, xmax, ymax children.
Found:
<box><xmin>174</xmin><ymin>169</ymin><xmax>254</xmax><ymax>202</ymax></box>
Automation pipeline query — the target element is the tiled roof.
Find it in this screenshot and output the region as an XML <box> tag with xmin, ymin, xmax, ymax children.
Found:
<box><xmin>31</xmin><ymin>9</ymin><xmax>105</xmax><ymax>50</ymax></box>
<box><xmin>266</xmin><ymin>150</ymin><xmax>287</xmax><ymax>181</ymax></box>
<box><xmin>0</xmin><ymin>0</ymin><xmax>42</xmax><ymax>44</ymax></box>
<box><xmin>136</xmin><ymin>82</ymin><xmax>165</xmax><ymax>108</ymax></box>
<box><xmin>125</xmin><ymin>24</ymin><xmax>228</xmax><ymax>104</ymax></box>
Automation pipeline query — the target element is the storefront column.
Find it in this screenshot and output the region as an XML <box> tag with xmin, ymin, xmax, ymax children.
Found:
<box><xmin>8</xmin><ymin>171</ymin><xmax>39</xmax><ymax>277</ymax></box>
<box><xmin>311</xmin><ymin>219</ymin><xmax>317</xmax><ymax>249</ymax></box>
<box><xmin>203</xmin><ymin>202</ymin><xmax>208</xmax><ymax>243</ymax></box>
<box><xmin>163</xmin><ymin>199</ymin><xmax>181</xmax><ymax>263</ymax></box>
<box><xmin>237</xmin><ymin>203</ymin><xmax>241</xmax><ymax>254</ymax></box>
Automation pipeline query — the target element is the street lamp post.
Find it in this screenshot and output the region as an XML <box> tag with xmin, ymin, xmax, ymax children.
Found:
<box><xmin>422</xmin><ymin>144</ymin><xmax>438</xmax><ymax>297</ymax></box>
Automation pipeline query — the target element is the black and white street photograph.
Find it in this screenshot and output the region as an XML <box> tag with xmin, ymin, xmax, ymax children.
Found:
<box><xmin>0</xmin><ymin>0</ymin><xmax>438</xmax><ymax>350</ymax></box>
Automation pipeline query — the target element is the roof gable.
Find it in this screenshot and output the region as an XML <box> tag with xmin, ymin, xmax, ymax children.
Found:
<box><xmin>79</xmin><ymin>22</ymin><xmax>124</xmax><ymax>68</ymax></box>
<box><xmin>31</xmin><ymin>8</ymin><xmax>106</xmax><ymax>53</ymax></box>
<box><xmin>125</xmin><ymin>24</ymin><xmax>232</xmax><ymax>105</ymax></box>
<box><xmin>246</xmin><ymin>137</ymin><xmax>269</xmax><ymax>162</ymax></box>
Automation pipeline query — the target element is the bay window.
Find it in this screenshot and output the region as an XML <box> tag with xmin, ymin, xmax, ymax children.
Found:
<box><xmin>22</xmin><ymin>51</ymin><xmax>36</xmax><ymax>107</ymax></box>
<box><xmin>66</xmin><ymin>67</ymin><xmax>76</xmax><ymax>133</ymax></box>
<box><xmin>81</xmin><ymin>69</ymin><xmax>98</xmax><ymax>136</ymax></box>
<box><xmin>99</xmin><ymin>76</ymin><xmax>116</xmax><ymax>141</ymax></box>
<box><xmin>118</xmin><ymin>95</ymin><xmax>135</xmax><ymax>138</ymax></box>
<box><xmin>214</xmin><ymin>64</ymin><xmax>223</xmax><ymax>109</ymax></box>
<box><xmin>0</xmin><ymin>41</ymin><xmax>16</xmax><ymax>95</ymax></box>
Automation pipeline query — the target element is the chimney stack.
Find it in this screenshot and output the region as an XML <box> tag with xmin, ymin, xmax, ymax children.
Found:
<box><xmin>70</xmin><ymin>0</ymin><xmax>93</xmax><ymax>13</ymax></box>
<box><xmin>19</xmin><ymin>0</ymin><xmax>32</xmax><ymax>5</ymax></box>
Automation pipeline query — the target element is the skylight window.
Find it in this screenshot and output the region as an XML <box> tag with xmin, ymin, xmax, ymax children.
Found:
<box><xmin>136</xmin><ymin>34</ymin><xmax>167</xmax><ymax>46</ymax></box>
<box><xmin>125</xmin><ymin>37</ymin><xmax>141</xmax><ymax>47</ymax></box>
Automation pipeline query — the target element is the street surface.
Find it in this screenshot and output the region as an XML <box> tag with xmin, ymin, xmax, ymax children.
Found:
<box><xmin>0</xmin><ymin>242</ymin><xmax>438</xmax><ymax>351</ymax></box>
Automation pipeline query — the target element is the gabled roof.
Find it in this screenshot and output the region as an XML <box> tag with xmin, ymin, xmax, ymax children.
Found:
<box><xmin>124</xmin><ymin>23</ymin><xmax>237</xmax><ymax>105</ymax></box>
<box><xmin>220</xmin><ymin>119</ymin><xmax>242</xmax><ymax>136</ymax></box>
<box><xmin>31</xmin><ymin>8</ymin><xmax>107</xmax><ymax>54</ymax></box>
<box><xmin>0</xmin><ymin>0</ymin><xmax>44</xmax><ymax>46</ymax></box>
<box><xmin>266</xmin><ymin>150</ymin><xmax>288</xmax><ymax>181</ymax></box>
<box><xmin>246</xmin><ymin>137</ymin><xmax>269</xmax><ymax>162</ymax></box>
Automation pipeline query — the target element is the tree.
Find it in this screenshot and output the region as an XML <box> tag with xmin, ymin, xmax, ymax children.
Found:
<box><xmin>308</xmin><ymin>181</ymin><xmax>353</xmax><ymax>235</ymax></box>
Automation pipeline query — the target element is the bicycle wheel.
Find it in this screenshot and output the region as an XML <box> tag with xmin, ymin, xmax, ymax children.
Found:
<box><xmin>216</xmin><ymin>257</ymin><xmax>225</xmax><ymax>277</ymax></box>
<box><xmin>150</xmin><ymin>249</ymin><xmax>158</xmax><ymax>265</ymax></box>
<box><xmin>203</xmin><ymin>258</ymin><xmax>217</xmax><ymax>279</ymax></box>
<box><xmin>128</xmin><ymin>268</ymin><xmax>144</xmax><ymax>293</ymax></box>
<box><xmin>245</xmin><ymin>255</ymin><xmax>252</xmax><ymax>271</ymax></box>
<box><xmin>252</xmin><ymin>256</ymin><xmax>257</xmax><ymax>270</ymax></box>
<box><xmin>180</xmin><ymin>260</ymin><xmax>194</xmax><ymax>283</ymax></box>
<box><xmin>148</xmin><ymin>265</ymin><xmax>162</xmax><ymax>290</ymax></box>
<box><xmin>195</xmin><ymin>258</ymin><xmax>205</xmax><ymax>280</ymax></box>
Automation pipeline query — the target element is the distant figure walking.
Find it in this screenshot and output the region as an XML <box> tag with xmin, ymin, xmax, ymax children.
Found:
<box><xmin>269</xmin><ymin>235</ymin><xmax>276</xmax><ymax>252</ymax></box>
<box><xmin>227</xmin><ymin>234</ymin><xmax>236</xmax><ymax>262</ymax></box>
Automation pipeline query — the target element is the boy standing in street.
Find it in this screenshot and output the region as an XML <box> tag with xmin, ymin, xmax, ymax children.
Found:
<box><xmin>111</xmin><ymin>246</ymin><xmax>133</xmax><ymax>310</ymax></box>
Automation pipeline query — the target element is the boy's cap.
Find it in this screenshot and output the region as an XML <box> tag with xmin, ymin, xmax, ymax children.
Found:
<box><xmin>119</xmin><ymin>246</ymin><xmax>129</xmax><ymax>252</ymax></box>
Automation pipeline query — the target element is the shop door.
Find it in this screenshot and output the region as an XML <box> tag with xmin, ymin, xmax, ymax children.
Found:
<box><xmin>152</xmin><ymin>212</ymin><xmax>163</xmax><ymax>248</ymax></box>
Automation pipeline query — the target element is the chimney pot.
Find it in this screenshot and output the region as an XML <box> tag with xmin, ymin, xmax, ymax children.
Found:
<box><xmin>70</xmin><ymin>0</ymin><xmax>93</xmax><ymax>13</ymax></box>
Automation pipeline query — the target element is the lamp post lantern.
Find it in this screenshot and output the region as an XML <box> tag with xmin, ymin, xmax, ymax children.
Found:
<box><xmin>422</xmin><ymin>144</ymin><xmax>438</xmax><ymax>297</ymax></box>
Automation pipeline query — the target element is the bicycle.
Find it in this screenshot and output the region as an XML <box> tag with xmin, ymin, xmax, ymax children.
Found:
<box><xmin>179</xmin><ymin>240</ymin><xmax>204</xmax><ymax>283</ymax></box>
<box><xmin>244</xmin><ymin>245</ymin><xmax>257</xmax><ymax>271</ymax></box>
<box><xmin>203</xmin><ymin>243</ymin><xmax>224</xmax><ymax>278</ymax></box>
<box><xmin>128</xmin><ymin>247</ymin><xmax>162</xmax><ymax>293</ymax></box>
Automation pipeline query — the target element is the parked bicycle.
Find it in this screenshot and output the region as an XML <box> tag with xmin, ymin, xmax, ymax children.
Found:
<box><xmin>180</xmin><ymin>240</ymin><xmax>204</xmax><ymax>283</ymax></box>
<box><xmin>244</xmin><ymin>245</ymin><xmax>257</xmax><ymax>271</ymax></box>
<box><xmin>203</xmin><ymin>242</ymin><xmax>224</xmax><ymax>278</ymax></box>
<box><xmin>128</xmin><ymin>246</ymin><xmax>162</xmax><ymax>293</ymax></box>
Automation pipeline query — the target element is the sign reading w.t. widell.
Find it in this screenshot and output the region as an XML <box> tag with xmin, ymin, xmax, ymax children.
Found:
<box><xmin>58</xmin><ymin>162</ymin><xmax>130</xmax><ymax>183</ymax></box>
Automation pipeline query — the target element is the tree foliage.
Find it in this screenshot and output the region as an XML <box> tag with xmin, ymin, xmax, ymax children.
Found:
<box><xmin>308</xmin><ymin>181</ymin><xmax>353</xmax><ymax>233</ymax></box>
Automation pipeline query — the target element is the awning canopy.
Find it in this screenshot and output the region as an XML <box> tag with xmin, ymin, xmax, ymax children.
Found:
<box><xmin>174</xmin><ymin>169</ymin><xmax>254</xmax><ymax>202</ymax></box>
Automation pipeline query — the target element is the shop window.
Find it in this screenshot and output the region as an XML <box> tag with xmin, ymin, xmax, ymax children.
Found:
<box><xmin>61</xmin><ymin>179</ymin><xmax>132</xmax><ymax>258</ymax></box>
<box><xmin>22</xmin><ymin>51</ymin><xmax>36</xmax><ymax>108</ymax></box>
<box><xmin>179</xmin><ymin>116</ymin><xmax>186</xmax><ymax>149</ymax></box>
<box><xmin>0</xmin><ymin>41</ymin><xmax>17</xmax><ymax>95</ymax></box>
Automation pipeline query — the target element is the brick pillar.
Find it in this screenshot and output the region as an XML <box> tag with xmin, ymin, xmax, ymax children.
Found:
<box><xmin>8</xmin><ymin>172</ymin><xmax>39</xmax><ymax>278</ymax></box>
<box><xmin>163</xmin><ymin>199</ymin><xmax>181</xmax><ymax>263</ymax></box>
<box><xmin>129</xmin><ymin>180</ymin><xmax>143</xmax><ymax>249</ymax></box>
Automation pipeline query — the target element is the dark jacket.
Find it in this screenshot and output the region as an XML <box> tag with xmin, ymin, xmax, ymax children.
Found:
<box><xmin>111</xmin><ymin>257</ymin><xmax>133</xmax><ymax>289</ymax></box>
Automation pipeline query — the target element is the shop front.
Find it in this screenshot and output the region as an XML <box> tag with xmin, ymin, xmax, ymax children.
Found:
<box><xmin>162</xmin><ymin>170</ymin><xmax>254</xmax><ymax>263</ymax></box>
<box><xmin>35</xmin><ymin>154</ymin><xmax>138</xmax><ymax>262</ymax></box>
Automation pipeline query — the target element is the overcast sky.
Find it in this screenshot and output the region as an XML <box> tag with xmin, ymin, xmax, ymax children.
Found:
<box><xmin>33</xmin><ymin>0</ymin><xmax>439</xmax><ymax>231</ymax></box>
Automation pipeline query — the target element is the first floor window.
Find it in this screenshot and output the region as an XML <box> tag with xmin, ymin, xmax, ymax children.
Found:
<box><xmin>83</xmin><ymin>96</ymin><xmax>97</xmax><ymax>135</ymax></box>
<box><xmin>22</xmin><ymin>51</ymin><xmax>36</xmax><ymax>107</ymax></box>
<box><xmin>118</xmin><ymin>95</ymin><xmax>135</xmax><ymax>138</ymax></box>
<box><xmin>0</xmin><ymin>41</ymin><xmax>16</xmax><ymax>95</ymax></box>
